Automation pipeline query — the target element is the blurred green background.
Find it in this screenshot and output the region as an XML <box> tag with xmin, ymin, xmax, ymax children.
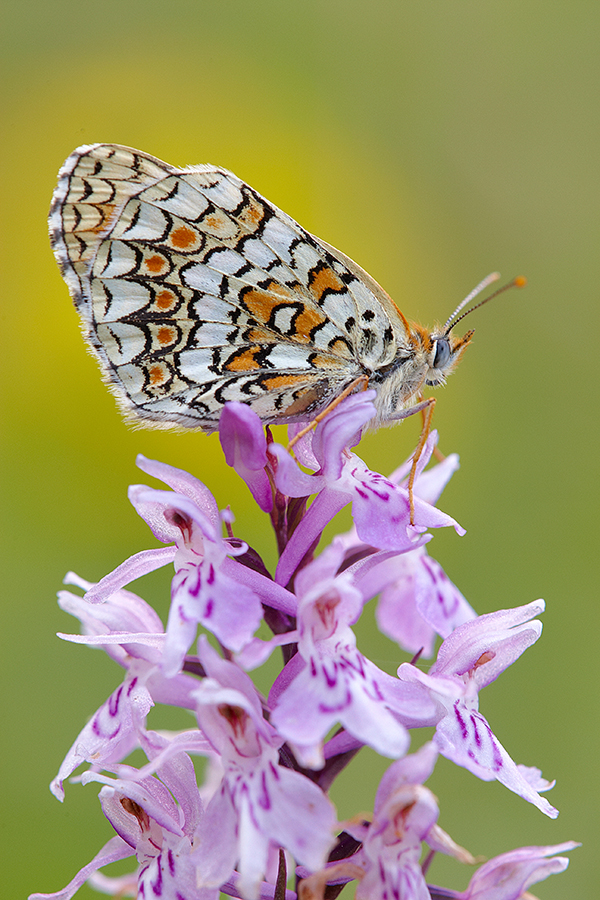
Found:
<box><xmin>2</xmin><ymin>1</ymin><xmax>597</xmax><ymax>897</ymax></box>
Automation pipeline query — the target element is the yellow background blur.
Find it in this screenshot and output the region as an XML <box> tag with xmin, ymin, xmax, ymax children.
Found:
<box><xmin>2</xmin><ymin>2</ymin><xmax>598</xmax><ymax>897</ymax></box>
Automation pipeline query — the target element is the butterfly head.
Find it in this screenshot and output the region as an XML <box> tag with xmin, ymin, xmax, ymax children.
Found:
<box><xmin>407</xmin><ymin>324</ymin><xmax>474</xmax><ymax>388</ymax></box>
<box><xmin>424</xmin><ymin>328</ymin><xmax>475</xmax><ymax>386</ymax></box>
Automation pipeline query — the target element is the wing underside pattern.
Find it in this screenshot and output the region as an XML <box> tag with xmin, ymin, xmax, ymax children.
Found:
<box><xmin>50</xmin><ymin>144</ymin><xmax>409</xmax><ymax>428</ymax></box>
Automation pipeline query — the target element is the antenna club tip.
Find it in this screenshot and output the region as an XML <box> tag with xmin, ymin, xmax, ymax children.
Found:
<box><xmin>514</xmin><ymin>275</ymin><xmax>527</xmax><ymax>288</ymax></box>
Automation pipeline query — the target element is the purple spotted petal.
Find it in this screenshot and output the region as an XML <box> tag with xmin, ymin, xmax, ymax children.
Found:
<box><xmin>433</xmin><ymin>702</ymin><xmax>558</xmax><ymax>817</ymax></box>
<box><xmin>219</xmin><ymin>402</ymin><xmax>273</xmax><ymax>512</ymax></box>
<box><xmin>310</xmin><ymin>390</ymin><xmax>378</xmax><ymax>478</ymax></box>
<box><xmin>84</xmin><ymin>547</ymin><xmax>177</xmax><ymax>604</ymax></box>
<box><xmin>374</xmin><ymin>548</ymin><xmax>476</xmax><ymax>656</ymax></box>
<box><xmin>453</xmin><ymin>842</ymin><xmax>578</xmax><ymax>899</ymax></box>
<box><xmin>431</xmin><ymin>600</ymin><xmax>545</xmax><ymax>689</ymax></box>
<box><xmin>50</xmin><ymin>664</ymin><xmax>153</xmax><ymax>800</ymax></box>
<box><xmin>136</xmin><ymin>454</ymin><xmax>220</xmax><ymax>528</ymax></box>
<box><xmin>398</xmin><ymin>601</ymin><xmax>555</xmax><ymax>817</ymax></box>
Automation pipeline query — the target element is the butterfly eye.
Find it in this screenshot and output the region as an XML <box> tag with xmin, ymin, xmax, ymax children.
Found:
<box><xmin>432</xmin><ymin>338</ymin><xmax>451</xmax><ymax>369</ymax></box>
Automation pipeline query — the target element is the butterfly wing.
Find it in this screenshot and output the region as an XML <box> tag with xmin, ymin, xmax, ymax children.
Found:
<box><xmin>50</xmin><ymin>144</ymin><xmax>411</xmax><ymax>429</ymax></box>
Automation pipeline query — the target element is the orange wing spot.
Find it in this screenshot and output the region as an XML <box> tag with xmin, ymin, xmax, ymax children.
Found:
<box><xmin>308</xmin><ymin>265</ymin><xmax>345</xmax><ymax>302</ymax></box>
<box><xmin>145</xmin><ymin>254</ymin><xmax>168</xmax><ymax>274</ymax></box>
<box><xmin>261</xmin><ymin>374</ymin><xmax>309</xmax><ymax>390</ymax></box>
<box><xmin>238</xmin><ymin>196</ymin><xmax>264</xmax><ymax>229</ymax></box>
<box><xmin>292</xmin><ymin>305</ymin><xmax>328</xmax><ymax>342</ymax></box>
<box><xmin>225</xmin><ymin>348</ymin><xmax>262</xmax><ymax>371</ymax></box>
<box><xmin>170</xmin><ymin>225</ymin><xmax>198</xmax><ymax>249</ymax></box>
<box><xmin>242</xmin><ymin>287</ymin><xmax>327</xmax><ymax>342</ymax></box>
<box><xmin>247</xmin><ymin>327</ymin><xmax>276</xmax><ymax>343</ymax></box>
<box><xmin>242</xmin><ymin>288</ymin><xmax>282</xmax><ymax>323</ymax></box>
<box><xmin>310</xmin><ymin>352</ymin><xmax>347</xmax><ymax>370</ymax></box>
<box><xmin>266</xmin><ymin>282</ymin><xmax>297</xmax><ymax>300</ymax></box>
<box><xmin>202</xmin><ymin>210</ymin><xmax>237</xmax><ymax>237</ymax></box>
<box><xmin>148</xmin><ymin>363</ymin><xmax>170</xmax><ymax>386</ymax></box>
<box><xmin>157</xmin><ymin>326</ymin><xmax>176</xmax><ymax>346</ymax></box>
<box><xmin>155</xmin><ymin>289</ymin><xmax>177</xmax><ymax>311</ymax></box>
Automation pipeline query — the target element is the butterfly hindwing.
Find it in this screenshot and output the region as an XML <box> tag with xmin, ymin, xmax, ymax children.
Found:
<box><xmin>50</xmin><ymin>144</ymin><xmax>408</xmax><ymax>428</ymax></box>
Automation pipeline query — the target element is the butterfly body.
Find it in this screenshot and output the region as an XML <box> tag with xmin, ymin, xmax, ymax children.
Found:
<box><xmin>49</xmin><ymin>144</ymin><xmax>472</xmax><ymax>432</ymax></box>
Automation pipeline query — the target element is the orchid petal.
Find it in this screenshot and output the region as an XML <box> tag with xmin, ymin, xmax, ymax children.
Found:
<box><xmin>220</xmin><ymin>402</ymin><xmax>274</xmax><ymax>512</ymax></box>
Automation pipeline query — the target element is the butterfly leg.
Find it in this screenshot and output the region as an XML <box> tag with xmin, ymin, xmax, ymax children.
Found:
<box><xmin>419</xmin><ymin>401</ymin><xmax>445</xmax><ymax>464</ymax></box>
<box><xmin>386</xmin><ymin>396</ymin><xmax>437</xmax><ymax>524</ymax></box>
<box><xmin>407</xmin><ymin>397</ymin><xmax>436</xmax><ymax>524</ymax></box>
<box><xmin>287</xmin><ymin>375</ymin><xmax>370</xmax><ymax>451</ymax></box>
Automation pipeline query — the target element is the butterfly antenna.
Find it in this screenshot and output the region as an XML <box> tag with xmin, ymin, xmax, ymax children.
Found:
<box><xmin>443</xmin><ymin>272</ymin><xmax>500</xmax><ymax>332</ymax></box>
<box><xmin>444</xmin><ymin>275</ymin><xmax>527</xmax><ymax>335</ymax></box>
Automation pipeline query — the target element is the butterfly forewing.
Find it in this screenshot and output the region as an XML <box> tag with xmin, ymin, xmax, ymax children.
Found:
<box><xmin>50</xmin><ymin>144</ymin><xmax>408</xmax><ymax>429</ymax></box>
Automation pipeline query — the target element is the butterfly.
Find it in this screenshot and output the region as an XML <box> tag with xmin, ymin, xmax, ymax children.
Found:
<box><xmin>49</xmin><ymin>143</ymin><xmax>519</xmax><ymax>438</ymax></box>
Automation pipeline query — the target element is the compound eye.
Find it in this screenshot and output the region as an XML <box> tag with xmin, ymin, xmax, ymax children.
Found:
<box><xmin>433</xmin><ymin>338</ymin><xmax>451</xmax><ymax>369</ymax></box>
